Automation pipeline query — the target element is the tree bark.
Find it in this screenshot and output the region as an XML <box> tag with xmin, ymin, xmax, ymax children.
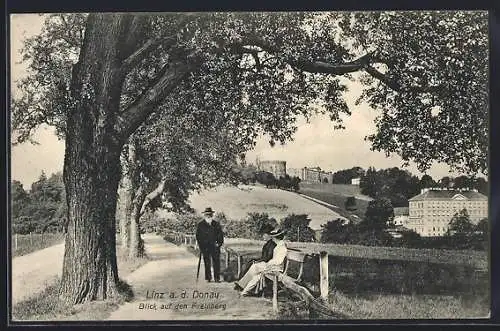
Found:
<box><xmin>60</xmin><ymin>14</ymin><xmax>134</xmax><ymax>304</ymax></box>
<box><xmin>117</xmin><ymin>154</ymin><xmax>132</xmax><ymax>248</ymax></box>
<box><xmin>58</xmin><ymin>13</ymin><xmax>198</xmax><ymax>303</ymax></box>
<box><xmin>128</xmin><ymin>185</ymin><xmax>146</xmax><ymax>258</ymax></box>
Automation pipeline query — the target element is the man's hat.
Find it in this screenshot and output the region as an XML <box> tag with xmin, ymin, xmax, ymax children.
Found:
<box><xmin>269</xmin><ymin>227</ymin><xmax>286</xmax><ymax>237</ymax></box>
<box><xmin>202</xmin><ymin>207</ymin><xmax>215</xmax><ymax>215</ymax></box>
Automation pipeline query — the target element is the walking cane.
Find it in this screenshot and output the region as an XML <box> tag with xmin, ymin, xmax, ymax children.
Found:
<box><xmin>196</xmin><ymin>251</ymin><xmax>202</xmax><ymax>282</ymax></box>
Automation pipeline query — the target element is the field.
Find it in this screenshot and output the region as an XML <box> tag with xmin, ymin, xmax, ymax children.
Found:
<box><xmin>12</xmin><ymin>233</ymin><xmax>65</xmax><ymax>257</ymax></box>
<box><xmin>221</xmin><ymin>238</ymin><xmax>489</xmax><ymax>319</ymax></box>
<box><xmin>176</xmin><ymin>184</ymin><xmax>348</xmax><ymax>230</ymax></box>
<box><xmin>299</xmin><ymin>183</ymin><xmax>372</xmax><ymax>220</ymax></box>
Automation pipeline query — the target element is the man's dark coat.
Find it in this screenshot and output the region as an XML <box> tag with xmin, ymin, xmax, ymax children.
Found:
<box><xmin>196</xmin><ymin>219</ymin><xmax>224</xmax><ymax>281</ymax></box>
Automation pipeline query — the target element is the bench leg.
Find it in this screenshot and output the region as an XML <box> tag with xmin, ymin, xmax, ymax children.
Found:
<box><xmin>272</xmin><ymin>275</ymin><xmax>278</xmax><ymax>313</ymax></box>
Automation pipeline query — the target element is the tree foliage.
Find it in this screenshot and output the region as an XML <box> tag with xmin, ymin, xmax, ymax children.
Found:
<box><xmin>359</xmin><ymin>167</ymin><xmax>420</xmax><ymax>206</ymax></box>
<box><xmin>345</xmin><ymin>196</ymin><xmax>357</xmax><ymax>211</ymax></box>
<box><xmin>447</xmin><ymin>208</ymin><xmax>475</xmax><ymax>235</ymax></box>
<box><xmin>332</xmin><ymin>167</ymin><xmax>365</xmax><ymax>184</ymax></box>
<box><xmin>281</xmin><ymin>214</ymin><xmax>316</xmax><ymax>242</ymax></box>
<box><xmin>13</xmin><ymin>11</ymin><xmax>488</xmax><ymax>175</ymax></box>
<box><xmin>419</xmin><ymin>174</ymin><xmax>437</xmax><ymax>189</ymax></box>
<box><xmin>11</xmin><ymin>172</ymin><xmax>67</xmax><ymax>234</ymax></box>
<box><xmin>320</xmin><ymin>218</ymin><xmax>356</xmax><ymax>243</ymax></box>
<box><xmin>361</xmin><ymin>197</ymin><xmax>394</xmax><ymax>231</ymax></box>
<box><xmin>339</xmin><ymin>11</ymin><xmax>488</xmax><ymax>174</ymax></box>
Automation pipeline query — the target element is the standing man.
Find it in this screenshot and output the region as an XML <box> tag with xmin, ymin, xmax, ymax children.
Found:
<box><xmin>196</xmin><ymin>207</ymin><xmax>224</xmax><ymax>282</ymax></box>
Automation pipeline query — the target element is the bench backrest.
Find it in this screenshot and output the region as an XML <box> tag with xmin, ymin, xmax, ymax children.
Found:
<box><xmin>283</xmin><ymin>248</ymin><xmax>307</xmax><ymax>282</ymax></box>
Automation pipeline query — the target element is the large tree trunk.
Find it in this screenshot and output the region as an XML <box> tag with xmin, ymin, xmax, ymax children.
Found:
<box><xmin>60</xmin><ymin>14</ymin><xmax>133</xmax><ymax>304</ymax></box>
<box><xmin>59</xmin><ymin>13</ymin><xmax>195</xmax><ymax>303</ymax></box>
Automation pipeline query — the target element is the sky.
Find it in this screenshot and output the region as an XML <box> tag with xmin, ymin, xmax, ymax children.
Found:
<box><xmin>10</xmin><ymin>14</ymin><xmax>461</xmax><ymax>189</ymax></box>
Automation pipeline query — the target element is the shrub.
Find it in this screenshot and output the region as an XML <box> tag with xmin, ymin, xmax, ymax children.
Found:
<box><xmin>345</xmin><ymin>196</ymin><xmax>357</xmax><ymax>211</ymax></box>
<box><xmin>321</xmin><ymin>219</ymin><xmax>356</xmax><ymax>244</ymax></box>
<box><xmin>281</xmin><ymin>214</ymin><xmax>315</xmax><ymax>242</ymax></box>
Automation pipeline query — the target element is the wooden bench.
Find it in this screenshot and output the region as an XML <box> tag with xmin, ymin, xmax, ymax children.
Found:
<box><xmin>263</xmin><ymin>249</ymin><xmax>329</xmax><ymax>313</ymax></box>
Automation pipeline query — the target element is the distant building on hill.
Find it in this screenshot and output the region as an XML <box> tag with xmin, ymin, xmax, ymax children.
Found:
<box><xmin>406</xmin><ymin>188</ymin><xmax>488</xmax><ymax>237</ymax></box>
<box><xmin>292</xmin><ymin>166</ymin><xmax>333</xmax><ymax>184</ymax></box>
<box><xmin>287</xmin><ymin>168</ymin><xmax>302</xmax><ymax>178</ymax></box>
<box><xmin>258</xmin><ymin>160</ymin><xmax>287</xmax><ymax>179</ymax></box>
<box><xmin>294</xmin><ymin>167</ymin><xmax>333</xmax><ymax>184</ymax></box>
<box><xmin>351</xmin><ymin>177</ymin><xmax>361</xmax><ymax>185</ymax></box>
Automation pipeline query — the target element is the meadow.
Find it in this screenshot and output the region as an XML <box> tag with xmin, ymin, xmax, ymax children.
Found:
<box><xmin>170</xmin><ymin>184</ymin><xmax>347</xmax><ymax>230</ymax></box>
<box><xmin>299</xmin><ymin>183</ymin><xmax>372</xmax><ymax>220</ymax></box>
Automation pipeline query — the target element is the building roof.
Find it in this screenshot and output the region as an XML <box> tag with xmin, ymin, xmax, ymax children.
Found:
<box><xmin>409</xmin><ymin>189</ymin><xmax>487</xmax><ymax>202</ymax></box>
<box><xmin>394</xmin><ymin>207</ymin><xmax>409</xmax><ymax>216</ymax></box>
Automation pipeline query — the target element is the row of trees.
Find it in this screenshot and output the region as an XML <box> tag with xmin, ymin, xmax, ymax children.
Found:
<box><xmin>421</xmin><ymin>174</ymin><xmax>488</xmax><ymax>194</ymax></box>
<box><xmin>12</xmin><ymin>12</ymin><xmax>487</xmax><ymax>303</ymax></box>
<box><xmin>156</xmin><ymin>212</ymin><xmax>316</xmax><ymax>242</ymax></box>
<box><xmin>255</xmin><ymin>172</ymin><xmax>301</xmax><ymax>191</ymax></box>
<box><xmin>332</xmin><ymin>167</ymin><xmax>365</xmax><ymax>184</ymax></box>
<box><xmin>358</xmin><ymin>167</ymin><xmax>488</xmax><ymax>207</ymax></box>
<box><xmin>12</xmin><ymin>172</ymin><xmax>66</xmax><ymax>234</ymax></box>
<box><xmin>359</xmin><ymin>167</ymin><xmax>420</xmax><ymax>207</ymax></box>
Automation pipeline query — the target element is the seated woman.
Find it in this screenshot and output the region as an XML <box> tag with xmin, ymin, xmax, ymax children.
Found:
<box><xmin>235</xmin><ymin>227</ymin><xmax>287</xmax><ymax>297</ymax></box>
<box><xmin>236</xmin><ymin>220</ymin><xmax>278</xmax><ymax>280</ymax></box>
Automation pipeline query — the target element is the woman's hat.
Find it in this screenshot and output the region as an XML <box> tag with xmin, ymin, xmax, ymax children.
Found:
<box><xmin>202</xmin><ymin>207</ymin><xmax>215</xmax><ymax>215</ymax></box>
<box><xmin>259</xmin><ymin>219</ymin><xmax>278</xmax><ymax>234</ymax></box>
<box><xmin>269</xmin><ymin>227</ymin><xmax>285</xmax><ymax>237</ymax></box>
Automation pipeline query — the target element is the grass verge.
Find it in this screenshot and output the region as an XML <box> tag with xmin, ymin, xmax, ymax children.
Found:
<box><xmin>328</xmin><ymin>290</ymin><xmax>489</xmax><ymax>319</ymax></box>
<box><xmin>12</xmin><ymin>233</ymin><xmax>65</xmax><ymax>257</ymax></box>
<box><xmin>11</xmin><ymin>246</ymin><xmax>149</xmax><ymax>321</ymax></box>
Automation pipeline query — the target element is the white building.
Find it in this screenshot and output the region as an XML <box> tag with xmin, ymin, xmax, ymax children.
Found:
<box><xmin>407</xmin><ymin>188</ymin><xmax>488</xmax><ymax>237</ymax></box>
<box><xmin>351</xmin><ymin>177</ymin><xmax>361</xmax><ymax>185</ymax></box>
<box><xmin>393</xmin><ymin>207</ymin><xmax>409</xmax><ymax>226</ymax></box>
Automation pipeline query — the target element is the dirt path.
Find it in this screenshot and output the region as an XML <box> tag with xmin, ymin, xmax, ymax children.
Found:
<box><xmin>11</xmin><ymin>243</ymin><xmax>65</xmax><ymax>306</ymax></box>
<box><xmin>108</xmin><ymin>234</ymin><xmax>275</xmax><ymax>320</ymax></box>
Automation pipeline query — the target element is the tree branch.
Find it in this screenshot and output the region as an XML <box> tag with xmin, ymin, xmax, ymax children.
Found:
<box><xmin>121</xmin><ymin>13</ymin><xmax>198</xmax><ymax>74</ymax></box>
<box><xmin>139</xmin><ymin>179</ymin><xmax>167</xmax><ymax>216</ymax></box>
<box><xmin>116</xmin><ymin>58</ymin><xmax>198</xmax><ymax>141</ymax></box>
<box><xmin>237</xmin><ymin>37</ymin><xmax>441</xmax><ymax>93</ymax></box>
<box><xmin>363</xmin><ymin>65</ymin><xmax>401</xmax><ymax>91</ymax></box>
<box><xmin>121</xmin><ymin>39</ymin><xmax>163</xmax><ymax>72</ymax></box>
<box><xmin>363</xmin><ymin>65</ymin><xmax>441</xmax><ymax>93</ymax></box>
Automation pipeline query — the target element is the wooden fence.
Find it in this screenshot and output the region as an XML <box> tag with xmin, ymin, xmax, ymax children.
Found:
<box><xmin>163</xmin><ymin>231</ymin><xmax>341</xmax><ymax>318</ymax></box>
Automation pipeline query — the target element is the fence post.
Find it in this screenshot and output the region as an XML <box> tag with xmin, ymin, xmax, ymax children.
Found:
<box><xmin>184</xmin><ymin>236</ymin><xmax>188</xmax><ymax>245</ymax></box>
<box><xmin>237</xmin><ymin>255</ymin><xmax>242</xmax><ymax>278</ymax></box>
<box><xmin>30</xmin><ymin>232</ymin><xmax>33</xmax><ymax>246</ymax></box>
<box><xmin>225</xmin><ymin>250</ymin><xmax>229</xmax><ymax>269</ymax></box>
<box><xmin>14</xmin><ymin>233</ymin><xmax>18</xmax><ymax>250</ymax></box>
<box><xmin>319</xmin><ymin>251</ymin><xmax>329</xmax><ymax>300</ymax></box>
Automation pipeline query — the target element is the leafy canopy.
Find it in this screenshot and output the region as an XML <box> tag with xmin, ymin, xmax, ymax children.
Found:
<box><xmin>13</xmin><ymin>11</ymin><xmax>488</xmax><ymax>175</ymax></box>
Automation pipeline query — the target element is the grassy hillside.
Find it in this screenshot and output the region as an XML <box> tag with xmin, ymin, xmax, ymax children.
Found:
<box><xmin>182</xmin><ymin>184</ymin><xmax>347</xmax><ymax>230</ymax></box>
<box><xmin>300</xmin><ymin>183</ymin><xmax>373</xmax><ymax>201</ymax></box>
<box><xmin>299</xmin><ymin>183</ymin><xmax>372</xmax><ymax>220</ymax></box>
